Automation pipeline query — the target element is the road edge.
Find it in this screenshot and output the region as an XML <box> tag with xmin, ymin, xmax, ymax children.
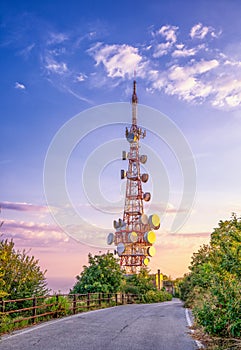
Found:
<box><xmin>185</xmin><ymin>308</ymin><xmax>204</xmax><ymax>349</ymax></box>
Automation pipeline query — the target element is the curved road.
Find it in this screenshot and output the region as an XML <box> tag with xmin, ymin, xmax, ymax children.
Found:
<box><xmin>0</xmin><ymin>299</ymin><xmax>197</xmax><ymax>350</ymax></box>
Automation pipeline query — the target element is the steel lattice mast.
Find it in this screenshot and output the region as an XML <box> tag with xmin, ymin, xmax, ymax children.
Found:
<box><xmin>107</xmin><ymin>81</ymin><xmax>160</xmax><ymax>274</ymax></box>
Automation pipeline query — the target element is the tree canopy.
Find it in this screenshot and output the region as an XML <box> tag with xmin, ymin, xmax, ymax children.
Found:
<box><xmin>179</xmin><ymin>214</ymin><xmax>241</xmax><ymax>338</ymax></box>
<box><xmin>0</xmin><ymin>238</ymin><xmax>48</xmax><ymax>299</ymax></box>
<box><xmin>71</xmin><ymin>252</ymin><xmax>124</xmax><ymax>294</ymax></box>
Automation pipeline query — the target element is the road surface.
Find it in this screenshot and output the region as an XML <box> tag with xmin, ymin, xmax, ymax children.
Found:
<box><xmin>0</xmin><ymin>299</ymin><xmax>198</xmax><ymax>350</ymax></box>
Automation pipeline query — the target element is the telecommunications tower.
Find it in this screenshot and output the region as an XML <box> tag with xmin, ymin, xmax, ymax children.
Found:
<box><xmin>107</xmin><ymin>81</ymin><xmax>160</xmax><ymax>274</ymax></box>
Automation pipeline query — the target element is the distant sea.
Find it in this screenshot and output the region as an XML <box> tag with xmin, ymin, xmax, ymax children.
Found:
<box><xmin>47</xmin><ymin>276</ymin><xmax>76</xmax><ymax>294</ymax></box>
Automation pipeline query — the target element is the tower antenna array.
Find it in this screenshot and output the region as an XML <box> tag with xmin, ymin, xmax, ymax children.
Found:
<box><xmin>107</xmin><ymin>81</ymin><xmax>160</xmax><ymax>274</ymax></box>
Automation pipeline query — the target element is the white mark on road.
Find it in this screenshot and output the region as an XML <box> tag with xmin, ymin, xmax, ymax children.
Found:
<box><xmin>185</xmin><ymin>308</ymin><xmax>204</xmax><ymax>349</ymax></box>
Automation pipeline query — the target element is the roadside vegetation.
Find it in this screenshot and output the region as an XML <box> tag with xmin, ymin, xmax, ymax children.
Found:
<box><xmin>177</xmin><ymin>214</ymin><xmax>241</xmax><ymax>347</ymax></box>
<box><xmin>1</xmin><ymin>248</ymin><xmax>172</xmax><ymax>335</ymax></box>
<box><xmin>0</xmin><ymin>238</ymin><xmax>48</xmax><ymax>300</ymax></box>
<box><xmin>71</xmin><ymin>252</ymin><xmax>172</xmax><ymax>303</ymax></box>
<box><xmin>0</xmin><ymin>238</ymin><xmax>49</xmax><ymax>334</ymax></box>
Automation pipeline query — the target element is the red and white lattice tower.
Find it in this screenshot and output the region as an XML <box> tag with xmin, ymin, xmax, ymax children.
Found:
<box><xmin>107</xmin><ymin>81</ymin><xmax>160</xmax><ymax>274</ymax></box>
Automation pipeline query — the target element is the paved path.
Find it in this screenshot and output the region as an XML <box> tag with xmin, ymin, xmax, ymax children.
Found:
<box><xmin>0</xmin><ymin>299</ymin><xmax>197</xmax><ymax>350</ymax></box>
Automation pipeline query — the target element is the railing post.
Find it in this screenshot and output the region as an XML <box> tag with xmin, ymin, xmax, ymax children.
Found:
<box><xmin>0</xmin><ymin>298</ymin><xmax>4</xmax><ymax>313</ymax></box>
<box><xmin>73</xmin><ymin>294</ymin><xmax>76</xmax><ymax>315</ymax></box>
<box><xmin>87</xmin><ymin>293</ymin><xmax>90</xmax><ymax>310</ymax></box>
<box><xmin>55</xmin><ymin>294</ymin><xmax>59</xmax><ymax>318</ymax></box>
<box><xmin>98</xmin><ymin>293</ymin><xmax>101</xmax><ymax>307</ymax></box>
<box><xmin>121</xmin><ymin>293</ymin><xmax>124</xmax><ymax>305</ymax></box>
<box><xmin>115</xmin><ymin>293</ymin><xmax>118</xmax><ymax>306</ymax></box>
<box><xmin>32</xmin><ymin>297</ymin><xmax>37</xmax><ymax>324</ymax></box>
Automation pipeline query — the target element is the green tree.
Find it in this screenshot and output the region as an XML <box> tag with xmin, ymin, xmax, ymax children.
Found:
<box><xmin>0</xmin><ymin>239</ymin><xmax>48</xmax><ymax>299</ymax></box>
<box><xmin>180</xmin><ymin>214</ymin><xmax>241</xmax><ymax>338</ymax></box>
<box><xmin>71</xmin><ymin>252</ymin><xmax>124</xmax><ymax>294</ymax></box>
<box><xmin>125</xmin><ymin>268</ymin><xmax>155</xmax><ymax>295</ymax></box>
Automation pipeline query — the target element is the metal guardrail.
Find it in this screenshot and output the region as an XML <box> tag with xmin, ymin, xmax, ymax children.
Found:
<box><xmin>0</xmin><ymin>293</ymin><xmax>141</xmax><ymax>333</ymax></box>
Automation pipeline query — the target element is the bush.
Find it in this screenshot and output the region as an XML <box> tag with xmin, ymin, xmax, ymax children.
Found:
<box><xmin>44</xmin><ymin>295</ymin><xmax>70</xmax><ymax>318</ymax></box>
<box><xmin>144</xmin><ymin>290</ymin><xmax>172</xmax><ymax>303</ymax></box>
<box><xmin>0</xmin><ymin>313</ymin><xmax>14</xmax><ymax>334</ymax></box>
<box><xmin>180</xmin><ymin>214</ymin><xmax>241</xmax><ymax>339</ymax></box>
<box><xmin>122</xmin><ymin>283</ymin><xmax>140</xmax><ymax>295</ymax></box>
<box><xmin>193</xmin><ymin>279</ymin><xmax>241</xmax><ymax>338</ymax></box>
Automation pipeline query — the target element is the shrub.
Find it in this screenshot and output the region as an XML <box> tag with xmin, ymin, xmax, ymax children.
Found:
<box><xmin>122</xmin><ymin>283</ymin><xmax>140</xmax><ymax>295</ymax></box>
<box><xmin>180</xmin><ymin>214</ymin><xmax>241</xmax><ymax>338</ymax></box>
<box><xmin>0</xmin><ymin>313</ymin><xmax>14</xmax><ymax>334</ymax></box>
<box><xmin>144</xmin><ymin>290</ymin><xmax>172</xmax><ymax>303</ymax></box>
<box><xmin>44</xmin><ymin>295</ymin><xmax>70</xmax><ymax>318</ymax></box>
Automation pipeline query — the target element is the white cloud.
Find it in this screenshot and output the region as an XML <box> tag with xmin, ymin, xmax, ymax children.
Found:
<box><xmin>153</xmin><ymin>25</ymin><xmax>178</xmax><ymax>57</ymax></box>
<box><xmin>36</xmin><ymin>22</ymin><xmax>240</xmax><ymax>110</ymax></box>
<box><xmin>176</xmin><ymin>44</ymin><xmax>184</xmax><ymax>50</ymax></box>
<box><xmin>47</xmin><ymin>32</ymin><xmax>68</xmax><ymax>45</ymax></box>
<box><xmin>76</xmin><ymin>73</ymin><xmax>87</xmax><ymax>82</ymax></box>
<box><xmin>88</xmin><ymin>43</ymin><xmax>147</xmax><ymax>78</ymax></box>
<box><xmin>15</xmin><ymin>82</ymin><xmax>26</xmax><ymax>90</ymax></box>
<box><xmin>172</xmin><ymin>47</ymin><xmax>197</xmax><ymax>58</ymax></box>
<box><xmin>153</xmin><ymin>42</ymin><xmax>173</xmax><ymax>58</ymax></box>
<box><xmin>156</xmin><ymin>25</ymin><xmax>178</xmax><ymax>43</ymax></box>
<box><xmin>149</xmin><ymin>55</ymin><xmax>241</xmax><ymax>109</ymax></box>
<box><xmin>151</xmin><ymin>59</ymin><xmax>219</xmax><ymax>103</ymax></box>
<box><xmin>63</xmin><ymin>85</ymin><xmax>93</xmax><ymax>104</ymax></box>
<box><xmin>45</xmin><ymin>57</ymin><xmax>68</xmax><ymax>75</ymax></box>
<box><xmin>19</xmin><ymin>43</ymin><xmax>35</xmax><ymax>58</ymax></box>
<box><xmin>2</xmin><ymin>219</ymin><xmax>69</xmax><ymax>246</ymax></box>
<box><xmin>168</xmin><ymin>59</ymin><xmax>219</xmax><ymax>80</ymax></box>
<box><xmin>211</xmin><ymin>75</ymin><xmax>241</xmax><ymax>108</ymax></box>
<box><xmin>190</xmin><ymin>23</ymin><xmax>218</xmax><ymax>39</ymax></box>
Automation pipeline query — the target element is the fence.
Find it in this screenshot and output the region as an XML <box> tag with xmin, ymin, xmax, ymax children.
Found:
<box><xmin>0</xmin><ymin>293</ymin><xmax>141</xmax><ymax>334</ymax></box>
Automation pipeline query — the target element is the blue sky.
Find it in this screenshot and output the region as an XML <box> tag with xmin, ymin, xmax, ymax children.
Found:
<box><xmin>1</xmin><ymin>0</ymin><xmax>241</xmax><ymax>291</ymax></box>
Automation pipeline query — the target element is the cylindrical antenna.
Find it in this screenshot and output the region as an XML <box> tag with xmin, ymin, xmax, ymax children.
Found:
<box><xmin>132</xmin><ymin>80</ymin><xmax>138</xmax><ymax>126</ymax></box>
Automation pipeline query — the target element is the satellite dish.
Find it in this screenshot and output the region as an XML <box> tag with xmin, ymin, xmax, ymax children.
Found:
<box><xmin>107</xmin><ymin>233</ymin><xmax>114</xmax><ymax>245</ymax></box>
<box><xmin>127</xmin><ymin>132</ymin><xmax>135</xmax><ymax>143</ymax></box>
<box><xmin>144</xmin><ymin>231</ymin><xmax>156</xmax><ymax>244</ymax></box>
<box><xmin>128</xmin><ymin>231</ymin><xmax>138</xmax><ymax>243</ymax></box>
<box><xmin>140</xmin><ymin>214</ymin><xmax>148</xmax><ymax>225</ymax></box>
<box><xmin>141</xmin><ymin>173</ymin><xmax>149</xmax><ymax>183</ymax></box>
<box><xmin>143</xmin><ymin>192</ymin><xmax>151</xmax><ymax>201</ymax></box>
<box><xmin>113</xmin><ymin>220</ymin><xmax>119</xmax><ymax>229</ymax></box>
<box><xmin>140</xmin><ymin>155</ymin><xmax>147</xmax><ymax>164</ymax></box>
<box><xmin>117</xmin><ymin>243</ymin><xmax>125</xmax><ymax>255</ymax></box>
<box><xmin>147</xmin><ymin>246</ymin><xmax>156</xmax><ymax>257</ymax></box>
<box><xmin>143</xmin><ymin>257</ymin><xmax>150</xmax><ymax>266</ymax></box>
<box><xmin>149</xmin><ymin>214</ymin><xmax>160</xmax><ymax>229</ymax></box>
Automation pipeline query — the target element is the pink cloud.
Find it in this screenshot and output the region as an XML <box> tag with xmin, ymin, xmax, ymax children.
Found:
<box><xmin>0</xmin><ymin>201</ymin><xmax>49</xmax><ymax>213</ymax></box>
<box><xmin>1</xmin><ymin>219</ymin><xmax>68</xmax><ymax>247</ymax></box>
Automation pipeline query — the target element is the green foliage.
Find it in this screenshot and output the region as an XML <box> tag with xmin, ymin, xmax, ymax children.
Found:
<box><xmin>71</xmin><ymin>253</ymin><xmax>124</xmax><ymax>294</ymax></box>
<box><xmin>122</xmin><ymin>269</ymin><xmax>172</xmax><ymax>303</ymax></box>
<box><xmin>44</xmin><ymin>295</ymin><xmax>70</xmax><ymax>317</ymax></box>
<box><xmin>144</xmin><ymin>289</ymin><xmax>172</xmax><ymax>303</ymax></box>
<box><xmin>124</xmin><ymin>268</ymin><xmax>156</xmax><ymax>295</ymax></box>
<box><xmin>122</xmin><ymin>283</ymin><xmax>140</xmax><ymax>295</ymax></box>
<box><xmin>180</xmin><ymin>214</ymin><xmax>241</xmax><ymax>338</ymax></box>
<box><xmin>0</xmin><ymin>313</ymin><xmax>14</xmax><ymax>334</ymax></box>
<box><xmin>0</xmin><ymin>239</ymin><xmax>48</xmax><ymax>300</ymax></box>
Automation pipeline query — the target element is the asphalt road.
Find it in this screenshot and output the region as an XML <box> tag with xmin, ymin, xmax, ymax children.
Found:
<box><xmin>0</xmin><ymin>299</ymin><xmax>197</xmax><ymax>350</ymax></box>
